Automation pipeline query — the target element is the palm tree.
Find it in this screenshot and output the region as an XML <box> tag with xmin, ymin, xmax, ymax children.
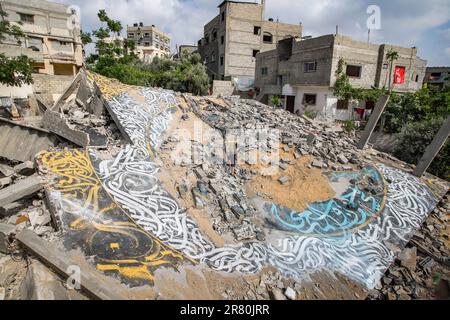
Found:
<box><xmin>386</xmin><ymin>49</ymin><xmax>399</xmax><ymax>93</ymax></box>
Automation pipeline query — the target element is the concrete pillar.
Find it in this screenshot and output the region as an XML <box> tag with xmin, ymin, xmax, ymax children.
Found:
<box><xmin>413</xmin><ymin>115</ymin><xmax>450</xmax><ymax>178</ymax></box>
<box><xmin>356</xmin><ymin>95</ymin><xmax>390</xmax><ymax>150</ymax></box>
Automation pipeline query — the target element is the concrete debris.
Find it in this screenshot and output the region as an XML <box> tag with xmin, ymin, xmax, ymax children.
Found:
<box><xmin>368</xmin><ymin>196</ymin><xmax>449</xmax><ymax>300</ymax></box>
<box><xmin>284</xmin><ymin>287</ymin><xmax>297</xmax><ymax>300</ymax></box>
<box><xmin>0</xmin><ymin>175</ymin><xmax>42</xmax><ymax>208</ymax></box>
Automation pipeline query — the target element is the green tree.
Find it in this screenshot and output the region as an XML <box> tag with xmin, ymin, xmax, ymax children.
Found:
<box><xmin>394</xmin><ymin>118</ymin><xmax>449</xmax><ymax>180</ymax></box>
<box><xmin>386</xmin><ymin>49</ymin><xmax>399</xmax><ymax>93</ymax></box>
<box><xmin>270</xmin><ymin>95</ymin><xmax>282</xmax><ymax>107</ymax></box>
<box><xmin>80</xmin><ymin>31</ymin><xmax>92</xmax><ymax>45</ymax></box>
<box><xmin>0</xmin><ymin>8</ymin><xmax>34</xmax><ymax>86</ymax></box>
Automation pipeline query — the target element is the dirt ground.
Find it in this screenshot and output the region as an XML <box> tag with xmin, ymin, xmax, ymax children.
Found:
<box><xmin>246</xmin><ymin>155</ymin><xmax>336</xmax><ymax>212</ymax></box>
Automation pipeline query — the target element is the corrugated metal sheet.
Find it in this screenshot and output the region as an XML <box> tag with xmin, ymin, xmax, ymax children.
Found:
<box><xmin>0</xmin><ymin>118</ymin><xmax>60</xmax><ymax>162</ymax></box>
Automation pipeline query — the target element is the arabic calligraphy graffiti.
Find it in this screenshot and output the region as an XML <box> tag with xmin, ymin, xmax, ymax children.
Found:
<box><xmin>267</xmin><ymin>166</ymin><xmax>386</xmax><ymax>238</ymax></box>
<box><xmin>37</xmin><ymin>149</ymin><xmax>191</xmax><ymax>286</ymax></box>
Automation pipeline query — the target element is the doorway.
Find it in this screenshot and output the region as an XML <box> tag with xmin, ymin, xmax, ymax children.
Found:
<box><xmin>286</xmin><ymin>96</ymin><xmax>295</xmax><ymax>113</ymax></box>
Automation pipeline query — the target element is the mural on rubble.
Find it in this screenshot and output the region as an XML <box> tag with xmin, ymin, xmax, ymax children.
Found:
<box><xmin>108</xmin><ymin>89</ymin><xmax>177</xmax><ymax>158</ymax></box>
<box><xmin>37</xmin><ymin>149</ymin><xmax>192</xmax><ymax>286</ymax></box>
<box><xmin>40</xmin><ymin>74</ymin><xmax>439</xmax><ymax>290</ymax></box>
<box><xmin>90</xmin><ymin>85</ymin><xmax>438</xmax><ymax>289</ymax></box>
<box><xmin>265</xmin><ymin>166</ymin><xmax>387</xmax><ymax>238</ymax></box>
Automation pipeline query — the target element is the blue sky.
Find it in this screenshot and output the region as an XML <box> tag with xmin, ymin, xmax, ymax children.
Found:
<box><xmin>59</xmin><ymin>0</ymin><xmax>450</xmax><ymax>66</ymax></box>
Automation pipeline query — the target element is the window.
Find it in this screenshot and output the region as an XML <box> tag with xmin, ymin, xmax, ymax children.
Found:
<box><xmin>205</xmin><ymin>35</ymin><xmax>209</xmax><ymax>44</ymax></box>
<box><xmin>221</xmin><ymin>35</ymin><xmax>224</xmax><ymax>45</ymax></box>
<box><xmin>221</xmin><ymin>12</ymin><xmax>225</xmax><ymax>21</ymax></box>
<box><xmin>303</xmin><ymin>94</ymin><xmax>317</xmax><ymax>106</ymax></box>
<box><xmin>27</xmin><ymin>37</ymin><xmax>43</xmax><ymax>52</ymax></box>
<box><xmin>252</xmin><ymin>50</ymin><xmax>260</xmax><ymax>58</ymax></box>
<box><xmin>220</xmin><ymin>56</ymin><xmax>224</xmax><ymax>66</ymax></box>
<box><xmin>429</xmin><ymin>72</ymin><xmax>442</xmax><ymax>80</ymax></box>
<box><xmin>337</xmin><ymin>100</ymin><xmax>348</xmax><ymax>110</ymax></box>
<box><xmin>263</xmin><ymin>32</ymin><xmax>273</xmax><ymax>43</ymax></box>
<box><xmin>205</xmin><ymin>56</ymin><xmax>209</xmax><ymax>64</ymax></box>
<box><xmin>212</xmin><ymin>30</ymin><xmax>217</xmax><ymax>41</ymax></box>
<box><xmin>277</xmin><ymin>75</ymin><xmax>283</xmax><ymax>86</ymax></box>
<box><xmin>211</xmin><ymin>52</ymin><xmax>216</xmax><ymax>62</ymax></box>
<box><xmin>144</xmin><ymin>33</ymin><xmax>150</xmax><ymax>37</ymax></box>
<box><xmin>198</xmin><ymin>39</ymin><xmax>202</xmax><ymax>46</ymax></box>
<box><xmin>128</xmin><ymin>33</ymin><xmax>134</xmax><ymax>37</ymax></box>
<box><xmin>365</xmin><ymin>101</ymin><xmax>375</xmax><ymax>110</ymax></box>
<box><xmin>254</xmin><ymin>26</ymin><xmax>261</xmax><ymax>35</ymax></box>
<box><xmin>261</xmin><ymin>67</ymin><xmax>268</xmax><ymax>76</ymax></box>
<box><xmin>346</xmin><ymin>65</ymin><xmax>362</xmax><ymax>78</ymax></box>
<box><xmin>19</xmin><ymin>13</ymin><xmax>34</xmax><ymax>24</ymax></box>
<box><xmin>144</xmin><ymin>42</ymin><xmax>150</xmax><ymax>47</ymax></box>
<box><xmin>415</xmin><ymin>74</ymin><xmax>419</xmax><ymax>82</ymax></box>
<box><xmin>304</xmin><ymin>61</ymin><xmax>317</xmax><ymax>73</ymax></box>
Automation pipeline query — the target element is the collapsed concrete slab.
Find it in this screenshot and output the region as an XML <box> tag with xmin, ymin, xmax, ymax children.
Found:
<box><xmin>31</xmin><ymin>72</ymin><xmax>448</xmax><ymax>300</ymax></box>
<box><xmin>0</xmin><ymin>175</ymin><xmax>42</xmax><ymax>208</ymax></box>
<box><xmin>0</xmin><ymin>117</ymin><xmax>60</xmax><ymax>162</ymax></box>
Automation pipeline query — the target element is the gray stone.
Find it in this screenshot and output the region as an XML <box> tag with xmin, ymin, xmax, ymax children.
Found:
<box><xmin>284</xmin><ymin>287</ymin><xmax>296</xmax><ymax>300</ymax></box>
<box><xmin>278</xmin><ymin>176</ymin><xmax>290</xmax><ymax>185</ymax></box>
<box><xmin>270</xmin><ymin>288</ymin><xmax>287</xmax><ymax>300</ymax></box>
<box><xmin>337</xmin><ymin>154</ymin><xmax>349</xmax><ymax>164</ymax></box>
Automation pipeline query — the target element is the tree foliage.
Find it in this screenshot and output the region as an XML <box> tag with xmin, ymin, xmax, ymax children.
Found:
<box><xmin>0</xmin><ymin>8</ymin><xmax>34</xmax><ymax>86</ymax></box>
<box><xmin>394</xmin><ymin>117</ymin><xmax>449</xmax><ymax>180</ymax></box>
<box><xmin>86</xmin><ymin>10</ymin><xmax>209</xmax><ymax>95</ymax></box>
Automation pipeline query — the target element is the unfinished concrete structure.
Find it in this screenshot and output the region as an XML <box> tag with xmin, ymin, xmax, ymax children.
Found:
<box><xmin>0</xmin><ymin>0</ymin><xmax>83</xmax><ymax>76</ymax></box>
<box><xmin>255</xmin><ymin>34</ymin><xmax>427</xmax><ymax>121</ymax></box>
<box><xmin>197</xmin><ymin>0</ymin><xmax>302</xmax><ymax>85</ymax></box>
<box><xmin>127</xmin><ymin>23</ymin><xmax>171</xmax><ymax>63</ymax></box>
<box><xmin>424</xmin><ymin>67</ymin><xmax>450</xmax><ymax>90</ymax></box>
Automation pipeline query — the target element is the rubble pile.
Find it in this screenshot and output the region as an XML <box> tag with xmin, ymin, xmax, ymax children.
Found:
<box><xmin>369</xmin><ymin>194</ymin><xmax>449</xmax><ymax>300</ymax></box>
<box><xmin>0</xmin><ymin>76</ymin><xmax>447</xmax><ymax>300</ymax></box>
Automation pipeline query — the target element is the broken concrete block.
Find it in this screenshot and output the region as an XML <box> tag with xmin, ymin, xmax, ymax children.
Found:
<box><xmin>13</xmin><ymin>161</ymin><xmax>35</xmax><ymax>176</ymax></box>
<box><xmin>0</xmin><ymin>175</ymin><xmax>42</xmax><ymax>208</ymax></box>
<box><xmin>20</xmin><ymin>259</ymin><xmax>87</xmax><ymax>300</ymax></box>
<box><xmin>0</xmin><ymin>223</ymin><xmax>16</xmax><ymax>254</ymax></box>
<box><xmin>279</xmin><ymin>163</ymin><xmax>289</xmax><ymax>171</ymax></box>
<box><xmin>42</xmin><ymin>110</ymin><xmax>90</xmax><ymax>147</ymax></box>
<box><xmin>311</xmin><ymin>160</ymin><xmax>324</xmax><ymax>168</ymax></box>
<box><xmin>0</xmin><ymin>164</ymin><xmax>14</xmax><ymax>177</ymax></box>
<box><xmin>278</xmin><ymin>176</ymin><xmax>290</xmax><ymax>185</ymax></box>
<box><xmin>397</xmin><ymin>247</ymin><xmax>417</xmax><ymax>270</ymax></box>
<box><xmin>284</xmin><ymin>287</ymin><xmax>296</xmax><ymax>300</ymax></box>
<box><xmin>337</xmin><ymin>154</ymin><xmax>349</xmax><ymax>164</ymax></box>
<box><xmin>269</xmin><ymin>288</ymin><xmax>287</xmax><ymax>300</ymax></box>
<box><xmin>0</xmin><ymin>177</ymin><xmax>12</xmax><ymax>188</ymax></box>
<box><xmin>177</xmin><ymin>184</ymin><xmax>188</xmax><ymax>199</ymax></box>
<box><xmin>27</xmin><ymin>210</ymin><xmax>51</xmax><ymax>228</ymax></box>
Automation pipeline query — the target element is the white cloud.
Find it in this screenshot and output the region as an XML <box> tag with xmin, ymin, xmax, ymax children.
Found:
<box><xmin>58</xmin><ymin>0</ymin><xmax>450</xmax><ymax>65</ymax></box>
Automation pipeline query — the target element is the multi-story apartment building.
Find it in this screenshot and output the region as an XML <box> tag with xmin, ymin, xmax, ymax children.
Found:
<box><xmin>0</xmin><ymin>0</ymin><xmax>83</xmax><ymax>76</ymax></box>
<box><xmin>127</xmin><ymin>23</ymin><xmax>171</xmax><ymax>63</ymax></box>
<box><xmin>424</xmin><ymin>67</ymin><xmax>450</xmax><ymax>90</ymax></box>
<box><xmin>197</xmin><ymin>0</ymin><xmax>302</xmax><ymax>85</ymax></box>
<box><xmin>255</xmin><ymin>34</ymin><xmax>427</xmax><ymax>121</ymax></box>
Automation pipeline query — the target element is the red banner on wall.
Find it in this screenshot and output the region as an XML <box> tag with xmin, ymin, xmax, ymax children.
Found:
<box><xmin>394</xmin><ymin>66</ymin><xmax>405</xmax><ymax>84</ymax></box>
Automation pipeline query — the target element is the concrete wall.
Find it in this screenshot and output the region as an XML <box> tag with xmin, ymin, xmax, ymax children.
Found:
<box><xmin>198</xmin><ymin>1</ymin><xmax>301</xmax><ymax>81</ymax></box>
<box><xmin>425</xmin><ymin>67</ymin><xmax>450</xmax><ymax>89</ymax></box>
<box><xmin>31</xmin><ymin>74</ymin><xmax>74</xmax><ymax>103</ymax></box>
<box><xmin>1</xmin><ymin>0</ymin><xmax>83</xmax><ymax>76</ymax></box>
<box><xmin>212</xmin><ymin>80</ymin><xmax>235</xmax><ymax>96</ymax></box>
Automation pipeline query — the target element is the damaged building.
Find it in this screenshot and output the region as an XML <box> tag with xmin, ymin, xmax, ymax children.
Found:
<box><xmin>197</xmin><ymin>0</ymin><xmax>302</xmax><ymax>93</ymax></box>
<box><xmin>127</xmin><ymin>23</ymin><xmax>171</xmax><ymax>62</ymax></box>
<box><xmin>254</xmin><ymin>34</ymin><xmax>427</xmax><ymax>121</ymax></box>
